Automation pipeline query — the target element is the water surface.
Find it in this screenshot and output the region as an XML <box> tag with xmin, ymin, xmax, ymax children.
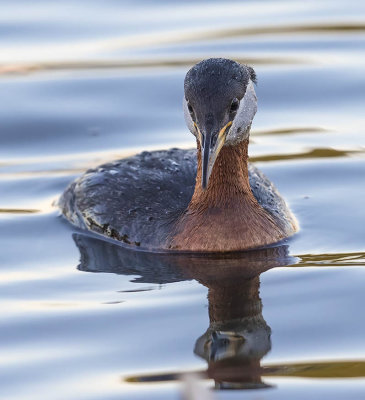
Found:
<box><xmin>0</xmin><ymin>1</ymin><xmax>365</xmax><ymax>399</ymax></box>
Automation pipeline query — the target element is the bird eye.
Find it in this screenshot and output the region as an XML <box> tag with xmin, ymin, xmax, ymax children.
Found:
<box><xmin>230</xmin><ymin>98</ymin><xmax>240</xmax><ymax>113</ymax></box>
<box><xmin>187</xmin><ymin>102</ymin><xmax>194</xmax><ymax>115</ymax></box>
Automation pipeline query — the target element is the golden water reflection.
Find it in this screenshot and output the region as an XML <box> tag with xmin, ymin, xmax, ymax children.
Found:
<box><xmin>2</xmin><ymin>21</ymin><xmax>365</xmax><ymax>66</ymax></box>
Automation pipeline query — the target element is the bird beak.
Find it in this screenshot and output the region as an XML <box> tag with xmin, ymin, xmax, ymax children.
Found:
<box><xmin>195</xmin><ymin>121</ymin><xmax>232</xmax><ymax>189</ymax></box>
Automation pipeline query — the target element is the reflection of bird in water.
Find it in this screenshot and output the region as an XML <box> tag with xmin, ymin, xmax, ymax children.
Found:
<box><xmin>60</xmin><ymin>58</ymin><xmax>298</xmax><ymax>252</ymax></box>
<box><xmin>194</xmin><ymin>273</ymin><xmax>271</xmax><ymax>390</ymax></box>
<box><xmin>73</xmin><ymin>233</ymin><xmax>293</xmax><ymax>284</ymax></box>
<box><xmin>74</xmin><ymin>235</ymin><xmax>365</xmax><ymax>392</ymax></box>
<box><xmin>73</xmin><ymin>233</ymin><xmax>296</xmax><ymax>390</ymax></box>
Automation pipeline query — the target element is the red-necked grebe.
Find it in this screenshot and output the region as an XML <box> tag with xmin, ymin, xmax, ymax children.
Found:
<box><xmin>59</xmin><ymin>58</ymin><xmax>298</xmax><ymax>252</ymax></box>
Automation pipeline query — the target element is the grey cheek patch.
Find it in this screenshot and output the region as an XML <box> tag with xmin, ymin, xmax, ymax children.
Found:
<box><xmin>226</xmin><ymin>80</ymin><xmax>257</xmax><ymax>145</ymax></box>
<box><xmin>183</xmin><ymin>97</ymin><xmax>197</xmax><ymax>137</ymax></box>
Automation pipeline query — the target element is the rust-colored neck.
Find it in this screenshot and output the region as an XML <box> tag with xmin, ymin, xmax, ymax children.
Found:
<box><xmin>168</xmin><ymin>139</ymin><xmax>285</xmax><ymax>252</ymax></box>
<box><xmin>192</xmin><ymin>139</ymin><xmax>252</xmax><ymax>208</ymax></box>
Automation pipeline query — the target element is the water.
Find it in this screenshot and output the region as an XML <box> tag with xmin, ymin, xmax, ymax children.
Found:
<box><xmin>1</xmin><ymin>1</ymin><xmax>365</xmax><ymax>399</ymax></box>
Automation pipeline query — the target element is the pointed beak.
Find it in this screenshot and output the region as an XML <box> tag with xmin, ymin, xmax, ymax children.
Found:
<box><xmin>195</xmin><ymin>121</ymin><xmax>232</xmax><ymax>189</ymax></box>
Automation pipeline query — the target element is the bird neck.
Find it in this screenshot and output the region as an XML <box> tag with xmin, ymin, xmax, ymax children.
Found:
<box><xmin>168</xmin><ymin>137</ymin><xmax>285</xmax><ymax>252</ymax></box>
<box><xmin>192</xmin><ymin>138</ymin><xmax>252</xmax><ymax>206</ymax></box>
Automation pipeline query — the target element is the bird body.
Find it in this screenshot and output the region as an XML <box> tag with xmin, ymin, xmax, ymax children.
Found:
<box><xmin>59</xmin><ymin>58</ymin><xmax>298</xmax><ymax>252</ymax></box>
<box><xmin>59</xmin><ymin>145</ymin><xmax>297</xmax><ymax>252</ymax></box>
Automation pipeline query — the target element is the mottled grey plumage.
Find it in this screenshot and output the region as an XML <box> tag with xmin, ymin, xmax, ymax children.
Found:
<box><xmin>59</xmin><ymin>148</ymin><xmax>295</xmax><ymax>251</ymax></box>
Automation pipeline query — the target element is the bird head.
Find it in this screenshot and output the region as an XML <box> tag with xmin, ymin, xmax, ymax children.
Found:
<box><xmin>183</xmin><ymin>58</ymin><xmax>257</xmax><ymax>189</ymax></box>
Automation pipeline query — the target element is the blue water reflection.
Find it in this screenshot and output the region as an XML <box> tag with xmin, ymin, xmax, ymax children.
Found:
<box><xmin>0</xmin><ymin>0</ymin><xmax>365</xmax><ymax>399</ymax></box>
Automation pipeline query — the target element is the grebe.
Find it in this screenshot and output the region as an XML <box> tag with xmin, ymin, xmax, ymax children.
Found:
<box><xmin>60</xmin><ymin>58</ymin><xmax>298</xmax><ymax>252</ymax></box>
